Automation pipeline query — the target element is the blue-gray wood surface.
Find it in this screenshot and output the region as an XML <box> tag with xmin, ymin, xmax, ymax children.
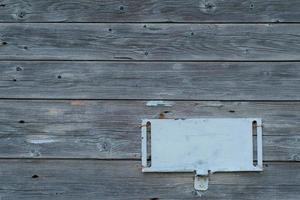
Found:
<box><xmin>0</xmin><ymin>1</ymin><xmax>299</xmax><ymax>199</ymax></box>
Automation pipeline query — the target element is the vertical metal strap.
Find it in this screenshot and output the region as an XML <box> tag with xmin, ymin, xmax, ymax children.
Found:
<box><xmin>141</xmin><ymin>121</ymin><xmax>147</xmax><ymax>168</ymax></box>
<box><xmin>256</xmin><ymin>122</ymin><xmax>263</xmax><ymax>169</ymax></box>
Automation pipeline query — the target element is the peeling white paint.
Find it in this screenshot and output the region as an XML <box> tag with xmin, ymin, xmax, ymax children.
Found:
<box><xmin>197</xmin><ymin>102</ymin><xmax>224</xmax><ymax>107</ymax></box>
<box><xmin>172</xmin><ymin>63</ymin><xmax>184</xmax><ymax>70</ymax></box>
<box><xmin>26</xmin><ymin>135</ymin><xmax>59</xmax><ymax>144</ymax></box>
<box><xmin>146</xmin><ymin>101</ymin><xmax>174</xmax><ymax>107</ymax></box>
<box><xmin>29</xmin><ymin>139</ymin><xmax>57</xmax><ymax>144</ymax></box>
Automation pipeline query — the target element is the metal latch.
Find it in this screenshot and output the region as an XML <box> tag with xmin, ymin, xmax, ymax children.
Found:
<box><xmin>141</xmin><ymin>118</ymin><xmax>263</xmax><ymax>191</ymax></box>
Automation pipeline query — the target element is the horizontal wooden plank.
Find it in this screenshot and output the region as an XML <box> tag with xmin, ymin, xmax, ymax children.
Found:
<box><xmin>1</xmin><ymin>0</ymin><xmax>300</xmax><ymax>22</ymax></box>
<box><xmin>1</xmin><ymin>24</ymin><xmax>300</xmax><ymax>60</ymax></box>
<box><xmin>0</xmin><ymin>160</ymin><xmax>299</xmax><ymax>199</ymax></box>
<box><xmin>1</xmin><ymin>61</ymin><xmax>300</xmax><ymax>100</ymax></box>
<box><xmin>0</xmin><ymin>100</ymin><xmax>300</xmax><ymax>160</ymax></box>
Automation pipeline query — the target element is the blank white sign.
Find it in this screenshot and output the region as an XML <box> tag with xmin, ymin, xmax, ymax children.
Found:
<box><xmin>142</xmin><ymin>118</ymin><xmax>262</xmax><ymax>175</ymax></box>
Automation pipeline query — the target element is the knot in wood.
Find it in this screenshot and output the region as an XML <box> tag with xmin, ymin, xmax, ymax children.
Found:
<box><xmin>199</xmin><ymin>1</ymin><xmax>216</xmax><ymax>14</ymax></box>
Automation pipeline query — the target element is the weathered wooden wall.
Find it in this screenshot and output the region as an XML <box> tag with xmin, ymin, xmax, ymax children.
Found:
<box><xmin>0</xmin><ymin>0</ymin><xmax>299</xmax><ymax>199</ymax></box>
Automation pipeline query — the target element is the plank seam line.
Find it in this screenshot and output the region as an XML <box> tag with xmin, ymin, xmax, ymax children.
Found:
<box><xmin>2</xmin><ymin>59</ymin><xmax>300</xmax><ymax>62</ymax></box>
<box><xmin>0</xmin><ymin>158</ymin><xmax>296</xmax><ymax>162</ymax></box>
<box><xmin>1</xmin><ymin>22</ymin><xmax>300</xmax><ymax>24</ymax></box>
<box><xmin>0</xmin><ymin>98</ymin><xmax>300</xmax><ymax>102</ymax></box>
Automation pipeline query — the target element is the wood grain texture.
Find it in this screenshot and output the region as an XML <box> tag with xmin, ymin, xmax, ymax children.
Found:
<box><xmin>0</xmin><ymin>0</ymin><xmax>300</xmax><ymax>22</ymax></box>
<box><xmin>1</xmin><ymin>1</ymin><xmax>298</xmax><ymax>199</ymax></box>
<box><xmin>0</xmin><ymin>160</ymin><xmax>299</xmax><ymax>200</ymax></box>
<box><xmin>0</xmin><ymin>100</ymin><xmax>299</xmax><ymax>160</ymax></box>
<box><xmin>1</xmin><ymin>24</ymin><xmax>300</xmax><ymax>60</ymax></box>
<box><xmin>1</xmin><ymin>61</ymin><xmax>300</xmax><ymax>100</ymax></box>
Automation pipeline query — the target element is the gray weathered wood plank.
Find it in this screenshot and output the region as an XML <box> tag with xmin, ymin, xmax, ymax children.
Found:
<box><xmin>1</xmin><ymin>0</ymin><xmax>300</xmax><ymax>22</ymax></box>
<box><xmin>1</xmin><ymin>24</ymin><xmax>300</xmax><ymax>60</ymax></box>
<box><xmin>1</xmin><ymin>61</ymin><xmax>300</xmax><ymax>100</ymax></box>
<box><xmin>0</xmin><ymin>160</ymin><xmax>299</xmax><ymax>199</ymax></box>
<box><xmin>0</xmin><ymin>100</ymin><xmax>299</xmax><ymax>160</ymax></box>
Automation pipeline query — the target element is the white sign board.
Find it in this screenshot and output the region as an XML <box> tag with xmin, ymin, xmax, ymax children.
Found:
<box><xmin>141</xmin><ymin>118</ymin><xmax>263</xmax><ymax>190</ymax></box>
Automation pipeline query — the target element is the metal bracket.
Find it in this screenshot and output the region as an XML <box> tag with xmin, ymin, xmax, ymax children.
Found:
<box><xmin>141</xmin><ymin>118</ymin><xmax>263</xmax><ymax>191</ymax></box>
<box><xmin>194</xmin><ymin>175</ymin><xmax>209</xmax><ymax>191</ymax></box>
